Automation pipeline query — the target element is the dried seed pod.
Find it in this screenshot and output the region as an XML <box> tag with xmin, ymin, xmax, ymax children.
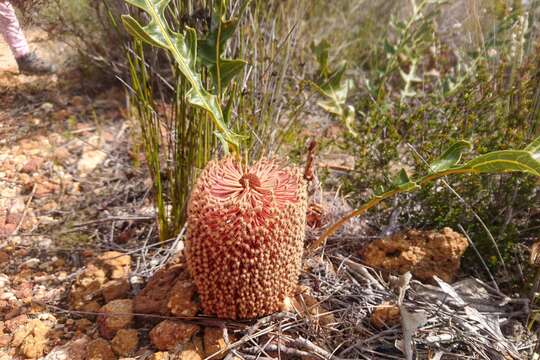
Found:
<box><xmin>186</xmin><ymin>157</ymin><xmax>307</xmax><ymax>319</ymax></box>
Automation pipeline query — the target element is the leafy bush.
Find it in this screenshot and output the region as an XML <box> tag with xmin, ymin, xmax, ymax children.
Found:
<box><xmin>309</xmin><ymin>0</ymin><xmax>539</xmax><ymax>286</ymax></box>
<box><xmin>33</xmin><ymin>0</ymin><xmax>129</xmax><ymax>82</ymax></box>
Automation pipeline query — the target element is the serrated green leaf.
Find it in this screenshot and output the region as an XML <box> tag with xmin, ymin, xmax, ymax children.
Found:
<box><xmin>393</xmin><ymin>168</ymin><xmax>410</xmax><ymax>186</ymax></box>
<box><xmin>311</xmin><ymin>64</ymin><xmax>352</xmax><ymax>117</ymax></box>
<box><xmin>311</xmin><ymin>40</ymin><xmax>331</xmax><ymax>77</ymax></box>
<box><xmin>122</xmin><ymin>0</ymin><xmax>241</xmax><ymax>151</ymax></box>
<box><xmin>121</xmin><ymin>15</ymin><xmax>167</xmax><ymax>48</ymax></box>
<box><xmin>197</xmin><ymin>0</ymin><xmax>247</xmax><ymax>94</ymax></box>
<box><xmin>429</xmin><ymin>140</ymin><xmax>472</xmax><ymax>172</ymax></box>
<box><xmin>316</xmin><ymin>98</ymin><xmax>342</xmax><ymax>116</ymax></box>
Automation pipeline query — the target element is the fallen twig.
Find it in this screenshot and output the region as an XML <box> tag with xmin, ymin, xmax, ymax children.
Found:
<box><xmin>12</xmin><ymin>183</ymin><xmax>37</xmax><ymax>236</ymax></box>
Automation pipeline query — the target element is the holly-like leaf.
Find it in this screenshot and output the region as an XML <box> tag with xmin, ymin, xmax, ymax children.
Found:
<box><xmin>197</xmin><ymin>0</ymin><xmax>247</xmax><ymax>94</ymax></box>
<box><xmin>121</xmin><ymin>0</ymin><xmax>241</xmax><ymax>152</ymax></box>
<box><xmin>311</xmin><ymin>40</ymin><xmax>331</xmax><ymax>77</ymax></box>
<box><xmin>311</xmin><ymin>65</ymin><xmax>353</xmax><ymax>116</ymax></box>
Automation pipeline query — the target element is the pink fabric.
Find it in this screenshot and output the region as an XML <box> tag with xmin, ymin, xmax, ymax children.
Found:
<box><xmin>0</xmin><ymin>1</ymin><xmax>29</xmax><ymax>58</ymax></box>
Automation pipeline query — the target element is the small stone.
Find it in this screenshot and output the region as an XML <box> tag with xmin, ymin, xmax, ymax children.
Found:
<box><xmin>149</xmin><ymin>352</ymin><xmax>170</xmax><ymax>360</ymax></box>
<box><xmin>102</xmin><ymin>279</ymin><xmax>131</xmax><ymax>303</ymax></box>
<box><xmin>111</xmin><ymin>329</ymin><xmax>138</xmax><ymax>357</ymax></box>
<box><xmin>81</xmin><ymin>301</ymin><xmax>102</xmax><ymax>319</ymax></box>
<box><xmin>178</xmin><ymin>336</ymin><xmax>204</xmax><ymax>360</ymax></box>
<box><xmin>370</xmin><ymin>302</ymin><xmax>401</xmax><ymax>328</ymax></box>
<box><xmin>20</xmin><ymin>157</ymin><xmax>44</xmax><ymax>174</ymax></box>
<box><xmin>69</xmin><ymin>264</ymin><xmax>107</xmax><ymax>311</ymax></box>
<box><xmin>98</xmin><ymin>252</ymin><xmax>131</xmax><ymax>280</ymax></box>
<box><xmin>78</xmin><ymin>149</ymin><xmax>107</xmax><ymax>177</ymax></box>
<box><xmin>167</xmin><ymin>279</ymin><xmax>199</xmax><ymax>317</ymax></box>
<box><xmin>0</xmin><ymin>252</ymin><xmax>9</xmax><ymax>265</ymax></box>
<box><xmin>32</xmin><ymin>181</ymin><xmax>59</xmax><ymax>198</ymax></box>
<box><xmin>53</xmin><ymin>148</ymin><xmax>71</xmax><ymax>163</ymax></box>
<box><xmin>204</xmin><ymin>327</ymin><xmax>228</xmax><ymax>360</ymax></box>
<box><xmin>21</xmin><ymin>258</ymin><xmax>40</xmax><ymax>269</ymax></box>
<box><xmin>75</xmin><ymin>319</ymin><xmax>93</xmax><ymax>333</ymax></box>
<box><xmin>87</xmin><ymin>338</ymin><xmax>115</xmax><ymax>360</ymax></box>
<box><xmin>4</xmin><ymin>314</ymin><xmax>28</xmax><ymax>333</ymax></box>
<box><xmin>13</xmin><ymin>319</ymin><xmax>50</xmax><ymax>359</ymax></box>
<box><xmin>0</xmin><ymin>334</ymin><xmax>11</xmax><ymax>347</ymax></box>
<box><xmin>149</xmin><ymin>320</ymin><xmax>199</xmax><ymax>351</ymax></box>
<box><xmin>43</xmin><ymin>335</ymin><xmax>89</xmax><ymax>360</ymax></box>
<box><xmin>40</xmin><ymin>102</ymin><xmax>54</xmax><ymax>112</ymax></box>
<box><xmin>0</xmin><ymin>274</ymin><xmax>10</xmax><ymax>288</ymax></box>
<box><xmin>98</xmin><ymin>299</ymin><xmax>134</xmax><ymax>339</ymax></box>
<box><xmin>133</xmin><ymin>264</ymin><xmax>184</xmax><ymax>315</ymax></box>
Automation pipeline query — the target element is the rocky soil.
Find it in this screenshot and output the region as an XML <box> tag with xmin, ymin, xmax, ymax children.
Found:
<box><xmin>0</xmin><ymin>30</ymin><xmax>536</xmax><ymax>360</ymax></box>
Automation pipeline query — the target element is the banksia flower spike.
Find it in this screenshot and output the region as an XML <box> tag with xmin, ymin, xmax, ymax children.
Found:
<box><xmin>186</xmin><ymin>157</ymin><xmax>307</xmax><ymax>319</ymax></box>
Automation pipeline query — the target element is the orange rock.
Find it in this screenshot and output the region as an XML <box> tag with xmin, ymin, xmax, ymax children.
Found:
<box><xmin>69</xmin><ymin>264</ymin><xmax>107</xmax><ymax>310</ymax></box>
<box><xmin>81</xmin><ymin>301</ymin><xmax>102</xmax><ymax>319</ymax></box>
<box><xmin>203</xmin><ymin>327</ymin><xmax>228</xmax><ymax>360</ymax></box>
<box><xmin>111</xmin><ymin>328</ymin><xmax>138</xmax><ymax>357</ymax></box>
<box><xmin>133</xmin><ymin>264</ymin><xmax>184</xmax><ymax>315</ymax></box>
<box><xmin>0</xmin><ymin>334</ymin><xmax>11</xmax><ymax>347</ymax></box>
<box><xmin>11</xmin><ymin>319</ymin><xmax>50</xmax><ymax>359</ymax></box>
<box><xmin>75</xmin><ymin>319</ymin><xmax>93</xmax><ymax>333</ymax></box>
<box><xmin>4</xmin><ymin>314</ymin><xmax>28</xmax><ymax>333</ymax></box>
<box><xmin>53</xmin><ymin>147</ymin><xmax>71</xmax><ymax>163</ymax></box>
<box><xmin>30</xmin><ymin>180</ymin><xmax>59</xmax><ymax>198</ymax></box>
<box><xmin>13</xmin><ymin>282</ymin><xmax>33</xmax><ymax>301</ymax></box>
<box><xmin>149</xmin><ymin>352</ymin><xmax>170</xmax><ymax>360</ymax></box>
<box><xmin>167</xmin><ymin>278</ymin><xmax>199</xmax><ymax>317</ymax></box>
<box><xmin>87</xmin><ymin>338</ymin><xmax>115</xmax><ymax>360</ymax></box>
<box><xmin>0</xmin><ymin>251</ymin><xmax>9</xmax><ymax>264</ymax></box>
<box><xmin>43</xmin><ymin>335</ymin><xmax>89</xmax><ymax>360</ymax></box>
<box><xmin>149</xmin><ymin>320</ymin><xmax>199</xmax><ymax>351</ymax></box>
<box><xmin>361</xmin><ymin>227</ymin><xmax>468</xmax><ymax>282</ymax></box>
<box><xmin>97</xmin><ymin>252</ymin><xmax>131</xmax><ymax>280</ymax></box>
<box><xmin>102</xmin><ymin>279</ymin><xmax>131</xmax><ymax>303</ymax></box>
<box><xmin>98</xmin><ymin>299</ymin><xmax>134</xmax><ymax>339</ymax></box>
<box><xmin>178</xmin><ymin>336</ymin><xmax>204</xmax><ymax>360</ymax></box>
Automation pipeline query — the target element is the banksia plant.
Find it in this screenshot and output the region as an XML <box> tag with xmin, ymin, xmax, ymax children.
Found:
<box><xmin>186</xmin><ymin>157</ymin><xmax>307</xmax><ymax>319</ymax></box>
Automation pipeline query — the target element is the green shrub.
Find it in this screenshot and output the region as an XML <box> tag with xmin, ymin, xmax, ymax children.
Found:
<box><xmin>34</xmin><ymin>0</ymin><xmax>128</xmax><ymax>82</ymax></box>
<box><xmin>307</xmin><ymin>0</ymin><xmax>539</xmax><ymax>287</ymax></box>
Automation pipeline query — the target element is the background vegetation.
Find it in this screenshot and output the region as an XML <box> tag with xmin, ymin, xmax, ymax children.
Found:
<box><xmin>32</xmin><ymin>0</ymin><xmax>539</xmax><ymax>293</ymax></box>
